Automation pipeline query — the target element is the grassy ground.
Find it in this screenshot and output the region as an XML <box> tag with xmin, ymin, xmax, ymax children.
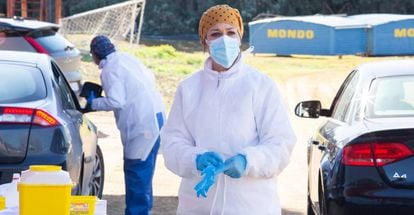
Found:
<box><xmin>70</xmin><ymin>36</ymin><xmax>413</xmax><ymax>110</ymax></box>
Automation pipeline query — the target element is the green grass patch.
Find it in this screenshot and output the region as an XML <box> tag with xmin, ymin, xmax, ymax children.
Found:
<box><xmin>117</xmin><ymin>43</ymin><xmax>206</xmax><ymax>76</ymax></box>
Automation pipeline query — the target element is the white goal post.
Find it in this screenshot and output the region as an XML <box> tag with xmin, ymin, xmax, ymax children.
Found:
<box><xmin>59</xmin><ymin>0</ymin><xmax>146</xmax><ymax>44</ymax></box>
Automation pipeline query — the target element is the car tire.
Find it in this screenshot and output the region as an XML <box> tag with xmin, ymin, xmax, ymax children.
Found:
<box><xmin>88</xmin><ymin>145</ymin><xmax>105</xmax><ymax>198</ymax></box>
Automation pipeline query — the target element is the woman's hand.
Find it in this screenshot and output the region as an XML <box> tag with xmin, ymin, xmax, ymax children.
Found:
<box><xmin>224</xmin><ymin>154</ymin><xmax>247</xmax><ymax>178</ymax></box>
<box><xmin>196</xmin><ymin>152</ymin><xmax>224</xmax><ymax>171</ymax></box>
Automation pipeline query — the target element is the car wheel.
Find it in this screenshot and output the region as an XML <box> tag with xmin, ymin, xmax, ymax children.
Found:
<box><xmin>88</xmin><ymin>145</ymin><xmax>105</xmax><ymax>198</ymax></box>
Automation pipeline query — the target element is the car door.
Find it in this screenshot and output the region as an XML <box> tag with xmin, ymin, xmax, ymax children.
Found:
<box><xmin>309</xmin><ymin>70</ymin><xmax>360</xmax><ymax>206</ymax></box>
<box><xmin>51</xmin><ymin>62</ymin><xmax>97</xmax><ymax>191</ymax></box>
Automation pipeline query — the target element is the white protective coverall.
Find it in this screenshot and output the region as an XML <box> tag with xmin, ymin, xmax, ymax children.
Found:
<box><xmin>161</xmin><ymin>56</ymin><xmax>297</xmax><ymax>215</ymax></box>
<box><xmin>92</xmin><ymin>52</ymin><xmax>165</xmax><ymax>160</ymax></box>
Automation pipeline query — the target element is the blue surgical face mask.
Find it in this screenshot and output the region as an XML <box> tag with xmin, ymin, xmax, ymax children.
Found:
<box><xmin>207</xmin><ymin>36</ymin><xmax>240</xmax><ymax>69</ymax></box>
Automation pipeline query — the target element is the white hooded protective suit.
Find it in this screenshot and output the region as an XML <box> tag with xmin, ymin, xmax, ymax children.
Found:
<box><xmin>92</xmin><ymin>52</ymin><xmax>165</xmax><ymax>160</ymax></box>
<box><xmin>161</xmin><ymin>57</ymin><xmax>296</xmax><ymax>215</ymax></box>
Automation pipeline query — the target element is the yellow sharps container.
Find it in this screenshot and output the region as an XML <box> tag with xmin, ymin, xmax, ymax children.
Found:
<box><xmin>18</xmin><ymin>165</ymin><xmax>73</xmax><ymax>215</ymax></box>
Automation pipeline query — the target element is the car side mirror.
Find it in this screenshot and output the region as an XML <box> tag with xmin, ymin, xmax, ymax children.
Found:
<box><xmin>295</xmin><ymin>100</ymin><xmax>322</xmax><ymax>118</ymax></box>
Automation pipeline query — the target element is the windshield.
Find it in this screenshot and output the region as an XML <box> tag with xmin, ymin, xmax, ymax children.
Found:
<box><xmin>366</xmin><ymin>76</ymin><xmax>414</xmax><ymax>118</ymax></box>
<box><xmin>0</xmin><ymin>64</ymin><xmax>46</xmax><ymax>103</ymax></box>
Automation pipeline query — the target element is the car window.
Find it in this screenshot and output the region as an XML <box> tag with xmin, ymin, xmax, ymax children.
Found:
<box><xmin>0</xmin><ymin>64</ymin><xmax>46</xmax><ymax>103</ymax></box>
<box><xmin>0</xmin><ymin>31</ymin><xmax>36</xmax><ymax>52</ymax></box>
<box><xmin>29</xmin><ymin>29</ymin><xmax>73</xmax><ymax>53</ymax></box>
<box><xmin>331</xmin><ymin>71</ymin><xmax>359</xmax><ymax>122</ymax></box>
<box><xmin>366</xmin><ymin>76</ymin><xmax>414</xmax><ymax>117</ymax></box>
<box><xmin>51</xmin><ymin>62</ymin><xmax>77</xmax><ymax>110</ymax></box>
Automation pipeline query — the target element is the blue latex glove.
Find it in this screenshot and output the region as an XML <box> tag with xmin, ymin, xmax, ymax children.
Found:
<box><xmin>194</xmin><ymin>165</ymin><xmax>217</xmax><ymax>198</ymax></box>
<box><xmin>196</xmin><ymin>152</ymin><xmax>223</xmax><ymax>171</ymax></box>
<box><xmin>223</xmin><ymin>154</ymin><xmax>247</xmax><ymax>178</ymax></box>
<box><xmin>87</xmin><ymin>91</ymin><xmax>96</xmax><ymax>104</ymax></box>
<box><xmin>194</xmin><ymin>162</ymin><xmax>231</xmax><ymax>198</ymax></box>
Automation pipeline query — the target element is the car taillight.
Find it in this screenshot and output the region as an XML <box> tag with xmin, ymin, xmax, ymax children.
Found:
<box><xmin>342</xmin><ymin>142</ymin><xmax>414</xmax><ymax>167</ymax></box>
<box><xmin>0</xmin><ymin>107</ymin><xmax>59</xmax><ymax>127</ymax></box>
<box><xmin>33</xmin><ymin>110</ymin><xmax>59</xmax><ymax>126</ymax></box>
<box><xmin>2</xmin><ymin>107</ymin><xmax>33</xmax><ymax>124</ymax></box>
<box><xmin>24</xmin><ymin>36</ymin><xmax>49</xmax><ymax>54</ymax></box>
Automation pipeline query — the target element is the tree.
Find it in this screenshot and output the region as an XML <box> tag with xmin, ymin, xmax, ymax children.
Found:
<box><xmin>63</xmin><ymin>0</ymin><xmax>414</xmax><ymax>36</ymax></box>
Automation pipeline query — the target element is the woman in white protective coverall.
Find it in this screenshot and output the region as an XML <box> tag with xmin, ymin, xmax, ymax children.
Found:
<box><xmin>88</xmin><ymin>35</ymin><xmax>165</xmax><ymax>215</ymax></box>
<box><xmin>161</xmin><ymin>4</ymin><xmax>297</xmax><ymax>215</ymax></box>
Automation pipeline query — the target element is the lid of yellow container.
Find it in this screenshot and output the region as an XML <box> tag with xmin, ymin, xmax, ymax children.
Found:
<box><xmin>30</xmin><ymin>165</ymin><xmax>61</xmax><ymax>172</ymax></box>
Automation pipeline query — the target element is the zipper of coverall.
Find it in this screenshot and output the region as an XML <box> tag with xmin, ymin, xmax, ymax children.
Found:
<box><xmin>217</xmin><ymin>72</ymin><xmax>222</xmax><ymax>88</ymax></box>
<box><xmin>210</xmin><ymin>72</ymin><xmax>225</xmax><ymax>215</ymax></box>
<box><xmin>216</xmin><ymin>72</ymin><xmax>223</xmax><ymax>149</ymax></box>
<box><xmin>218</xmin><ymin>73</ymin><xmax>226</xmax><ymax>215</ymax></box>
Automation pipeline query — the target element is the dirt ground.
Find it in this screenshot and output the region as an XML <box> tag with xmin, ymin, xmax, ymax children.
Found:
<box><xmin>85</xmin><ymin>65</ymin><xmax>349</xmax><ymax>215</ymax></box>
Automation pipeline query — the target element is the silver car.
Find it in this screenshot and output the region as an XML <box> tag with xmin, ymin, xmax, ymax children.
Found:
<box><xmin>0</xmin><ymin>17</ymin><xmax>82</xmax><ymax>94</ymax></box>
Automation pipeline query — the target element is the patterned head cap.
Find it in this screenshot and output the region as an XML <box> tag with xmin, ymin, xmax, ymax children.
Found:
<box><xmin>90</xmin><ymin>35</ymin><xmax>116</xmax><ymax>59</ymax></box>
<box><xmin>198</xmin><ymin>5</ymin><xmax>243</xmax><ymax>46</ymax></box>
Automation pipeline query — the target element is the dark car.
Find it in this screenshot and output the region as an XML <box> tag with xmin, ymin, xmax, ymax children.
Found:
<box><xmin>296</xmin><ymin>60</ymin><xmax>414</xmax><ymax>215</ymax></box>
<box><xmin>0</xmin><ymin>51</ymin><xmax>104</xmax><ymax>197</ymax></box>
<box><xmin>0</xmin><ymin>17</ymin><xmax>82</xmax><ymax>94</ymax></box>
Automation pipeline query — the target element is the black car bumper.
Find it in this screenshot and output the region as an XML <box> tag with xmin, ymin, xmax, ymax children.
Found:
<box><xmin>327</xmin><ymin>187</ymin><xmax>414</xmax><ymax>215</ymax></box>
<box><xmin>0</xmin><ymin>158</ymin><xmax>67</xmax><ymax>184</ymax></box>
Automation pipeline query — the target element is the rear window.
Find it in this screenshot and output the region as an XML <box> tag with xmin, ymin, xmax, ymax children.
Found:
<box><xmin>0</xmin><ymin>31</ymin><xmax>36</xmax><ymax>52</ymax></box>
<box><xmin>366</xmin><ymin>76</ymin><xmax>414</xmax><ymax>117</ymax></box>
<box><xmin>29</xmin><ymin>29</ymin><xmax>73</xmax><ymax>53</ymax></box>
<box><xmin>0</xmin><ymin>64</ymin><xmax>46</xmax><ymax>103</ymax></box>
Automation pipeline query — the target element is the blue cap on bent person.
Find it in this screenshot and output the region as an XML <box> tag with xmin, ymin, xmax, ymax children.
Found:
<box><xmin>90</xmin><ymin>35</ymin><xmax>116</xmax><ymax>59</ymax></box>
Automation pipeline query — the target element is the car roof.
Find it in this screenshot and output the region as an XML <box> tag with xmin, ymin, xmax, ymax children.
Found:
<box><xmin>0</xmin><ymin>17</ymin><xmax>59</xmax><ymax>31</ymax></box>
<box><xmin>0</xmin><ymin>50</ymin><xmax>49</xmax><ymax>66</ymax></box>
<box><xmin>357</xmin><ymin>60</ymin><xmax>414</xmax><ymax>79</ymax></box>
